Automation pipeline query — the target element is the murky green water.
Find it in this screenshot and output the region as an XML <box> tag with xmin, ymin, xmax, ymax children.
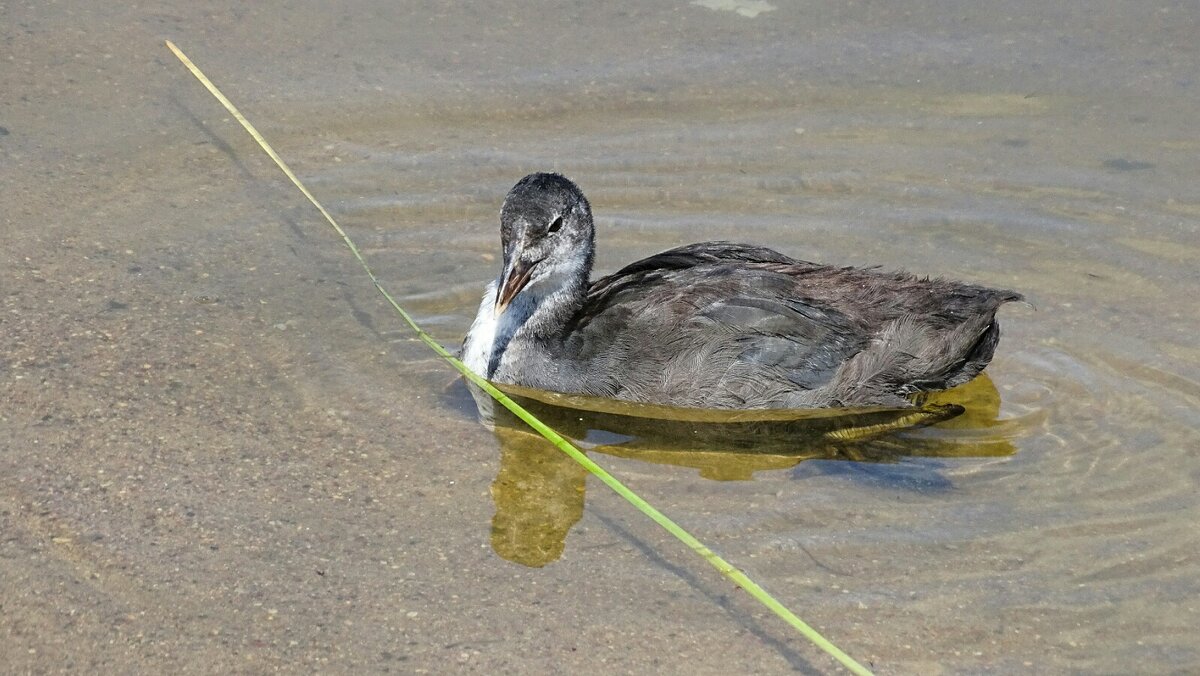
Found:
<box><xmin>3</xmin><ymin>2</ymin><xmax>1198</xmax><ymax>673</ymax></box>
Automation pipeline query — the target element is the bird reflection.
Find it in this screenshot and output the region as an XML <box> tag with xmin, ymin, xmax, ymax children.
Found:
<box><xmin>489</xmin><ymin>427</ymin><xmax>588</xmax><ymax>567</ymax></box>
<box><xmin>466</xmin><ymin>374</ymin><xmax>1016</xmax><ymax>567</ymax></box>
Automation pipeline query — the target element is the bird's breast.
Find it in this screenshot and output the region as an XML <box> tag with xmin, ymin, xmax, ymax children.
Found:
<box><xmin>462</xmin><ymin>281</ymin><xmax>499</xmax><ymax>377</ymax></box>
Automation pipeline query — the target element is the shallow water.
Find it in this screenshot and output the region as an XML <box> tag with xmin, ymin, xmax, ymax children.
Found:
<box><xmin>3</xmin><ymin>2</ymin><xmax>1199</xmax><ymax>673</ymax></box>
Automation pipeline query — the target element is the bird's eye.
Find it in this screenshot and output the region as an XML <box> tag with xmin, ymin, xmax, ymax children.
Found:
<box><xmin>547</xmin><ymin>215</ymin><xmax>563</xmax><ymax>234</ymax></box>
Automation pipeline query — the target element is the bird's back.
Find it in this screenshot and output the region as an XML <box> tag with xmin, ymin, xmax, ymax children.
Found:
<box><xmin>540</xmin><ymin>242</ymin><xmax>1021</xmax><ymax>409</ymax></box>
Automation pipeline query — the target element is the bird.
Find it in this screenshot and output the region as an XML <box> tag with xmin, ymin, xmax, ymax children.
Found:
<box><xmin>461</xmin><ymin>172</ymin><xmax>1022</xmax><ymax>410</ymax></box>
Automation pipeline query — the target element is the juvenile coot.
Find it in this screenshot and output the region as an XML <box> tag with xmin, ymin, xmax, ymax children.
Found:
<box><xmin>462</xmin><ymin>173</ymin><xmax>1021</xmax><ymax>409</ymax></box>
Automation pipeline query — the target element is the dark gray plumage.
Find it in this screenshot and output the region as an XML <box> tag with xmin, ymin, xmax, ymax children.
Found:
<box><xmin>461</xmin><ymin>172</ymin><xmax>1022</xmax><ymax>410</ymax></box>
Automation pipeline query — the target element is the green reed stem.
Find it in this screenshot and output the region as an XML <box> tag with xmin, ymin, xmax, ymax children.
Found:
<box><xmin>165</xmin><ymin>40</ymin><xmax>874</xmax><ymax>676</ymax></box>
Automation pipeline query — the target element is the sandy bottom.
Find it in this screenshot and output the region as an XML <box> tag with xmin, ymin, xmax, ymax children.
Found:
<box><xmin>3</xmin><ymin>2</ymin><xmax>1199</xmax><ymax>673</ymax></box>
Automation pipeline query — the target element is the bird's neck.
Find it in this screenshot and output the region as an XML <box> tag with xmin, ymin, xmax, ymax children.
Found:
<box><xmin>512</xmin><ymin>258</ymin><xmax>589</xmax><ymax>341</ymax></box>
<box><xmin>475</xmin><ymin>255</ymin><xmax>590</xmax><ymax>378</ymax></box>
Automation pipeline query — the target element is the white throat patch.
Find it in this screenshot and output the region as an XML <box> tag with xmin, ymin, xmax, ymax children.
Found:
<box><xmin>461</xmin><ymin>262</ymin><xmax>575</xmax><ymax>378</ymax></box>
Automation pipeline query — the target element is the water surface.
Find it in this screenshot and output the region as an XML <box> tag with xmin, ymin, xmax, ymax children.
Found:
<box><xmin>2</xmin><ymin>1</ymin><xmax>1198</xmax><ymax>673</ymax></box>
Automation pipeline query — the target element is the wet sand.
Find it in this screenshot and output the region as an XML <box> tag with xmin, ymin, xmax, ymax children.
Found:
<box><xmin>3</xmin><ymin>2</ymin><xmax>1199</xmax><ymax>673</ymax></box>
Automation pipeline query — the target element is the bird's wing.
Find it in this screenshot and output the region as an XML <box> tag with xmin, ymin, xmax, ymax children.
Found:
<box><xmin>574</xmin><ymin>259</ymin><xmax>868</xmax><ymax>393</ymax></box>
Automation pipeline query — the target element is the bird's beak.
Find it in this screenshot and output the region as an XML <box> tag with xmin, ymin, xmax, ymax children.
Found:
<box><xmin>495</xmin><ymin>258</ymin><xmax>537</xmax><ymax>316</ymax></box>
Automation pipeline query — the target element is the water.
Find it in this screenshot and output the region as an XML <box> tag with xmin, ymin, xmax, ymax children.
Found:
<box><xmin>3</xmin><ymin>2</ymin><xmax>1198</xmax><ymax>673</ymax></box>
